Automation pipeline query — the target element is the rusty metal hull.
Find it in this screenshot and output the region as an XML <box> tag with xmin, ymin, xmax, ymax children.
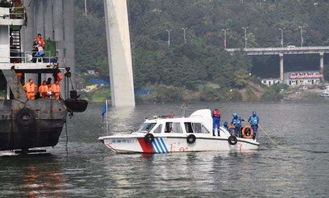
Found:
<box><xmin>0</xmin><ymin>99</ymin><xmax>67</xmax><ymax>150</ymax></box>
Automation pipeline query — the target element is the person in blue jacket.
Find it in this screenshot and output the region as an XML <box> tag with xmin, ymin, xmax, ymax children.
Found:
<box><xmin>248</xmin><ymin>111</ymin><xmax>260</xmax><ymax>139</ymax></box>
<box><xmin>212</xmin><ymin>109</ymin><xmax>221</xmax><ymax>136</ymax></box>
<box><xmin>231</xmin><ymin>113</ymin><xmax>242</xmax><ymax>137</ymax></box>
<box><xmin>223</xmin><ymin>121</ymin><xmax>229</xmax><ymax>130</ymax></box>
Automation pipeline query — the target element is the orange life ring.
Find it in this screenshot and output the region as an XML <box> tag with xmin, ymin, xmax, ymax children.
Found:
<box><xmin>241</xmin><ymin>126</ymin><xmax>254</xmax><ymax>139</ymax></box>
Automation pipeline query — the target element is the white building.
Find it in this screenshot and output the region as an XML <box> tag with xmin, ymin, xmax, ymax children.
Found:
<box><xmin>261</xmin><ymin>71</ymin><xmax>323</xmax><ymax>87</ymax></box>
<box><xmin>261</xmin><ymin>78</ymin><xmax>280</xmax><ymax>87</ymax></box>
<box><xmin>285</xmin><ymin>71</ymin><xmax>322</xmax><ymax>86</ymax></box>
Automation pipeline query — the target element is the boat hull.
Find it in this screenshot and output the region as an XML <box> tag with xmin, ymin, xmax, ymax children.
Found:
<box><xmin>0</xmin><ymin>99</ymin><xmax>67</xmax><ymax>151</ymax></box>
<box><xmin>99</xmin><ymin>135</ymin><xmax>259</xmax><ymax>154</ymax></box>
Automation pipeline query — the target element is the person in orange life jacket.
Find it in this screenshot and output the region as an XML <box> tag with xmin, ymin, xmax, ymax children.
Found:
<box><xmin>23</xmin><ymin>79</ymin><xmax>37</xmax><ymax>100</ymax></box>
<box><xmin>212</xmin><ymin>109</ymin><xmax>221</xmax><ymax>136</ymax></box>
<box><xmin>34</xmin><ymin>33</ymin><xmax>45</xmax><ymax>48</ymax></box>
<box><xmin>46</xmin><ymin>78</ymin><xmax>53</xmax><ymax>97</ymax></box>
<box><xmin>38</xmin><ymin>80</ymin><xmax>49</xmax><ymax>98</ymax></box>
<box><xmin>53</xmin><ymin>69</ymin><xmax>63</xmax><ymax>82</ymax></box>
<box><xmin>248</xmin><ymin>111</ymin><xmax>260</xmax><ymax>139</ymax></box>
<box><xmin>50</xmin><ymin>80</ymin><xmax>61</xmax><ymax>100</ymax></box>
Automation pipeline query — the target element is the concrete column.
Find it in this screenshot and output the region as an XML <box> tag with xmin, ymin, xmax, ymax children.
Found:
<box><xmin>104</xmin><ymin>0</ymin><xmax>135</xmax><ymax>107</ymax></box>
<box><xmin>320</xmin><ymin>52</ymin><xmax>324</xmax><ymax>81</ymax></box>
<box><xmin>22</xmin><ymin>0</ymin><xmax>36</xmax><ymax>53</ymax></box>
<box><xmin>53</xmin><ymin>0</ymin><xmax>63</xmax><ymax>41</ymax></box>
<box><xmin>279</xmin><ymin>53</ymin><xmax>284</xmax><ymax>82</ymax></box>
<box><xmin>63</xmin><ymin>0</ymin><xmax>75</xmax><ymax>71</ymax></box>
<box><xmin>53</xmin><ymin>0</ymin><xmax>64</xmax><ymax>66</ymax></box>
<box><xmin>44</xmin><ymin>0</ymin><xmax>54</xmax><ymax>40</ymax></box>
<box><xmin>35</xmin><ymin>0</ymin><xmax>45</xmax><ymax>36</ymax></box>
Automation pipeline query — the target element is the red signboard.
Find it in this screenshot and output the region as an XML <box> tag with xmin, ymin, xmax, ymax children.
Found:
<box><xmin>289</xmin><ymin>73</ymin><xmax>323</xmax><ymax>79</ymax></box>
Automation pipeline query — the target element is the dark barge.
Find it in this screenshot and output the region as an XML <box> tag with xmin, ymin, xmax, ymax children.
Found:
<box><xmin>0</xmin><ymin>4</ymin><xmax>87</xmax><ymax>152</ymax></box>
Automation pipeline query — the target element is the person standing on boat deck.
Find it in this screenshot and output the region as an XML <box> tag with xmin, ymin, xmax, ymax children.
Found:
<box><xmin>34</xmin><ymin>33</ymin><xmax>45</xmax><ymax>48</ymax></box>
<box><xmin>38</xmin><ymin>80</ymin><xmax>49</xmax><ymax>98</ymax></box>
<box><xmin>212</xmin><ymin>109</ymin><xmax>221</xmax><ymax>136</ymax></box>
<box><xmin>46</xmin><ymin>78</ymin><xmax>53</xmax><ymax>97</ymax></box>
<box><xmin>231</xmin><ymin>113</ymin><xmax>242</xmax><ymax>137</ymax></box>
<box><xmin>23</xmin><ymin>79</ymin><xmax>37</xmax><ymax>100</ymax></box>
<box><xmin>248</xmin><ymin>111</ymin><xmax>260</xmax><ymax>139</ymax></box>
<box><xmin>50</xmin><ymin>80</ymin><xmax>61</xmax><ymax>100</ymax></box>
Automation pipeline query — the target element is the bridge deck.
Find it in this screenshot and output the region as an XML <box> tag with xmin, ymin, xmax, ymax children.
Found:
<box><xmin>226</xmin><ymin>46</ymin><xmax>329</xmax><ymax>55</ymax></box>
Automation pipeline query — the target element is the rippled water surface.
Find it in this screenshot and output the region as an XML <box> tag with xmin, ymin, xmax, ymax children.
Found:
<box><xmin>0</xmin><ymin>102</ymin><xmax>328</xmax><ymax>197</ymax></box>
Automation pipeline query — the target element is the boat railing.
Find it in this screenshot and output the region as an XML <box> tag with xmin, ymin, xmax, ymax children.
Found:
<box><xmin>0</xmin><ymin>6</ymin><xmax>25</xmax><ymax>20</ymax></box>
<box><xmin>9</xmin><ymin>7</ymin><xmax>25</xmax><ymax>20</ymax></box>
<box><xmin>1</xmin><ymin>50</ymin><xmax>58</xmax><ymax>64</ymax></box>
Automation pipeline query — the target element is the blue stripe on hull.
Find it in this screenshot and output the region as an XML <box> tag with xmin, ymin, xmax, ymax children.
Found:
<box><xmin>152</xmin><ymin>140</ymin><xmax>160</xmax><ymax>153</ymax></box>
<box><xmin>159</xmin><ymin>138</ymin><xmax>169</xmax><ymax>153</ymax></box>
<box><xmin>154</xmin><ymin>138</ymin><xmax>163</xmax><ymax>153</ymax></box>
<box><xmin>152</xmin><ymin>138</ymin><xmax>169</xmax><ymax>153</ymax></box>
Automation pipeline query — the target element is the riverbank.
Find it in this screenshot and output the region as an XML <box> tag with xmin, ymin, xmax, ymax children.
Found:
<box><xmin>82</xmin><ymin>82</ymin><xmax>329</xmax><ymax>104</ymax></box>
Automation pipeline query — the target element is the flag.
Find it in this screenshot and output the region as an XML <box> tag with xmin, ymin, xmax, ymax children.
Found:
<box><xmin>102</xmin><ymin>100</ymin><xmax>108</xmax><ymax>120</ymax></box>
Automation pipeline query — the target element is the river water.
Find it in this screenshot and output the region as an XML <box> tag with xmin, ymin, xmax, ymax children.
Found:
<box><xmin>0</xmin><ymin>102</ymin><xmax>328</xmax><ymax>197</ymax></box>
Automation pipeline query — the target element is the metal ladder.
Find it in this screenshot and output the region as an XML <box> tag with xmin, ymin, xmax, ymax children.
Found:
<box><xmin>10</xmin><ymin>28</ymin><xmax>22</xmax><ymax>63</ymax></box>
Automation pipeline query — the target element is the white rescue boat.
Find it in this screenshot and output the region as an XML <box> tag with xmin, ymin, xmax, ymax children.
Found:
<box><xmin>98</xmin><ymin>109</ymin><xmax>259</xmax><ymax>153</ymax></box>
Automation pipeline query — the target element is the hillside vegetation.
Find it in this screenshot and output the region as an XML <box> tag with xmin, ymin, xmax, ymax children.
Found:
<box><xmin>74</xmin><ymin>0</ymin><xmax>329</xmax><ymax>102</ymax></box>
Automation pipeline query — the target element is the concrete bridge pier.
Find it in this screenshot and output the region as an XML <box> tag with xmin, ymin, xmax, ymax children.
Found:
<box><xmin>104</xmin><ymin>0</ymin><xmax>135</xmax><ymax>107</ymax></box>
<box><xmin>320</xmin><ymin>52</ymin><xmax>324</xmax><ymax>81</ymax></box>
<box><xmin>279</xmin><ymin>53</ymin><xmax>284</xmax><ymax>82</ymax></box>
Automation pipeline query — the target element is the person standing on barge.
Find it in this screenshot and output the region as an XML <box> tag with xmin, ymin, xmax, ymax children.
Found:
<box><xmin>23</xmin><ymin>79</ymin><xmax>37</xmax><ymax>100</ymax></box>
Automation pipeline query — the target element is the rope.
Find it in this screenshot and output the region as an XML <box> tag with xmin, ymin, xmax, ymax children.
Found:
<box><xmin>69</xmin><ymin>77</ymin><xmax>75</xmax><ymax>90</ymax></box>
<box><xmin>65</xmin><ymin>119</ymin><xmax>69</xmax><ymax>154</ymax></box>
<box><xmin>258</xmin><ymin>124</ymin><xmax>298</xmax><ymax>152</ymax></box>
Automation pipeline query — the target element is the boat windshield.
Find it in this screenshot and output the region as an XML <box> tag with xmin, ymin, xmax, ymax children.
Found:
<box><xmin>137</xmin><ymin>122</ymin><xmax>156</xmax><ymax>133</ymax></box>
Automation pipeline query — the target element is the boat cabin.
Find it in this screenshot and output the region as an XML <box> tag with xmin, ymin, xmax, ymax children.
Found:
<box><xmin>134</xmin><ymin>110</ymin><xmax>231</xmax><ymax>138</ymax></box>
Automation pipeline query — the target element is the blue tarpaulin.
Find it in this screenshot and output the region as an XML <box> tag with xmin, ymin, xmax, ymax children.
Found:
<box><xmin>89</xmin><ymin>79</ymin><xmax>110</xmax><ymax>86</ymax></box>
<box><xmin>135</xmin><ymin>89</ymin><xmax>151</xmax><ymax>95</ymax></box>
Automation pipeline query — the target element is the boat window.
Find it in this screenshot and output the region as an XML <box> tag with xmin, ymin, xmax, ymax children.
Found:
<box><xmin>184</xmin><ymin>122</ymin><xmax>193</xmax><ymax>133</ymax></box>
<box><xmin>172</xmin><ymin>122</ymin><xmax>183</xmax><ymax>133</ymax></box>
<box><xmin>165</xmin><ymin>122</ymin><xmax>183</xmax><ymax>133</ymax></box>
<box><xmin>193</xmin><ymin>123</ymin><xmax>202</xmax><ymax>133</ymax></box>
<box><xmin>184</xmin><ymin>122</ymin><xmax>209</xmax><ymax>133</ymax></box>
<box><xmin>137</xmin><ymin>123</ymin><xmax>156</xmax><ymax>133</ymax></box>
<box><xmin>165</xmin><ymin>122</ymin><xmax>172</xmax><ymax>133</ymax></box>
<box><xmin>153</xmin><ymin>124</ymin><xmax>163</xmax><ymax>133</ymax></box>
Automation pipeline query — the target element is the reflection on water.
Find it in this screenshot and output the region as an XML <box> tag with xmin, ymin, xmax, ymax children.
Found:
<box><xmin>0</xmin><ymin>155</ymin><xmax>64</xmax><ymax>198</ymax></box>
<box><xmin>107</xmin><ymin>106</ymin><xmax>136</xmax><ymax>133</ymax></box>
<box><xmin>0</xmin><ymin>102</ymin><xmax>329</xmax><ymax>197</ymax></box>
<box><xmin>23</xmin><ymin>163</ymin><xmax>63</xmax><ymax>198</ymax></box>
